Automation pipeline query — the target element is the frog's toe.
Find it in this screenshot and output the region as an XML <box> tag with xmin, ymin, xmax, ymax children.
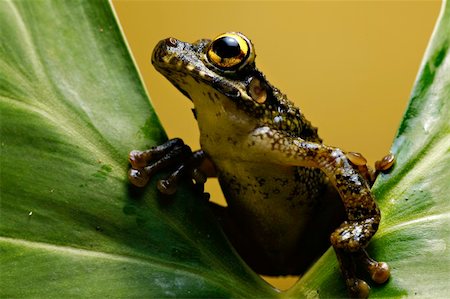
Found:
<box><xmin>129</xmin><ymin>150</ymin><xmax>149</xmax><ymax>169</ymax></box>
<box><xmin>192</xmin><ymin>168</ymin><xmax>207</xmax><ymax>185</ymax></box>
<box><xmin>157</xmin><ymin>165</ymin><xmax>208</xmax><ymax>195</ymax></box>
<box><xmin>346</xmin><ymin>278</ymin><xmax>370</xmax><ymax>299</ymax></box>
<box><xmin>368</xmin><ymin>261</ymin><xmax>390</xmax><ymax>284</ymax></box>
<box><xmin>375</xmin><ymin>153</ymin><xmax>395</xmax><ymax>172</ymax></box>
<box><xmin>358</xmin><ymin>250</ymin><xmax>390</xmax><ymax>284</ymax></box>
<box><xmin>128</xmin><ymin>168</ymin><xmax>150</xmax><ymax>187</ymax></box>
<box><xmin>157</xmin><ymin>178</ymin><xmax>177</xmax><ymax>195</ymax></box>
<box><xmin>156</xmin><ymin>162</ymin><xmax>186</xmax><ymax>195</ymax></box>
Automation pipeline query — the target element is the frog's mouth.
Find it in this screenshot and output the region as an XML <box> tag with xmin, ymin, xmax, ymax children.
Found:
<box><xmin>152</xmin><ymin>38</ymin><xmax>243</xmax><ymax>102</ymax></box>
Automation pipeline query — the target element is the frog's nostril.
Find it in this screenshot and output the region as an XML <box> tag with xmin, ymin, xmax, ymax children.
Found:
<box><xmin>166</xmin><ymin>37</ymin><xmax>178</xmax><ymax>47</ymax></box>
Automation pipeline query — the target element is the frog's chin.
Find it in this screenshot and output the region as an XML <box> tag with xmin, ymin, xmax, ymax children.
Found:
<box><xmin>171</xmin><ymin>82</ymin><xmax>193</xmax><ymax>102</ymax></box>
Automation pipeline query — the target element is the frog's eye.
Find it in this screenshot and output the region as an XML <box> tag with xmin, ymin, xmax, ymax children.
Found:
<box><xmin>207</xmin><ymin>32</ymin><xmax>255</xmax><ymax>71</ymax></box>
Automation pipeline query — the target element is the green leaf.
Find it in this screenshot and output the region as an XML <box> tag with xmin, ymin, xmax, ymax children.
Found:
<box><xmin>1</xmin><ymin>0</ymin><xmax>449</xmax><ymax>298</ymax></box>
<box><xmin>286</xmin><ymin>1</ymin><xmax>450</xmax><ymax>297</ymax></box>
<box><xmin>0</xmin><ymin>0</ymin><xmax>273</xmax><ymax>297</ymax></box>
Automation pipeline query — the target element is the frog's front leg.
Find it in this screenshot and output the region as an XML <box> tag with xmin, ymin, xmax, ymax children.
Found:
<box><xmin>128</xmin><ymin>138</ymin><xmax>215</xmax><ymax>195</ymax></box>
<box><xmin>250</xmin><ymin>127</ymin><xmax>390</xmax><ymax>298</ymax></box>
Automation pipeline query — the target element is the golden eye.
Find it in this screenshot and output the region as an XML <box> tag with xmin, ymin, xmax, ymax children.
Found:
<box><xmin>207</xmin><ymin>32</ymin><xmax>255</xmax><ymax>70</ymax></box>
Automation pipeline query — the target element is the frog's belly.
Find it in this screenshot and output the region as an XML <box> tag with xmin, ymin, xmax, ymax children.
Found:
<box><xmin>214</xmin><ymin>159</ymin><xmax>340</xmax><ymax>274</ymax></box>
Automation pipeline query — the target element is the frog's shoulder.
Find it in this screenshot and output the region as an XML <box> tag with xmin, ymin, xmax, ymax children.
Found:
<box><xmin>262</xmin><ymin>76</ymin><xmax>321</xmax><ymax>143</ymax></box>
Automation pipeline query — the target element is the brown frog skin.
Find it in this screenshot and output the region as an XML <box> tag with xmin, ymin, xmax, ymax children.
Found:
<box><xmin>128</xmin><ymin>32</ymin><xmax>392</xmax><ymax>298</ymax></box>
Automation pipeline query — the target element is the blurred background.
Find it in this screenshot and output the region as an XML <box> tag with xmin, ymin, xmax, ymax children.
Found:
<box><xmin>113</xmin><ymin>0</ymin><xmax>441</xmax><ymax>290</ymax></box>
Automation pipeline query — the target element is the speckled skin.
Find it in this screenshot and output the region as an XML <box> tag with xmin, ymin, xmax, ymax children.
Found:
<box><xmin>144</xmin><ymin>33</ymin><xmax>389</xmax><ymax>297</ymax></box>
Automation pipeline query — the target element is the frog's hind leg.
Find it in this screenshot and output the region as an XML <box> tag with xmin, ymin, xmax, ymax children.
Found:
<box><xmin>128</xmin><ymin>138</ymin><xmax>215</xmax><ymax>194</ymax></box>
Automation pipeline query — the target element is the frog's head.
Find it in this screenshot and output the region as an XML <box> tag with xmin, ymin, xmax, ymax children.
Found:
<box><xmin>152</xmin><ymin>32</ymin><xmax>318</xmax><ymax>140</ymax></box>
<box><xmin>152</xmin><ymin>32</ymin><xmax>256</xmax><ymax>99</ymax></box>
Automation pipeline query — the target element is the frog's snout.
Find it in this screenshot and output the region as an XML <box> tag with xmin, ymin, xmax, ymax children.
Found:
<box><xmin>165</xmin><ymin>37</ymin><xmax>178</xmax><ymax>47</ymax></box>
<box><xmin>152</xmin><ymin>37</ymin><xmax>179</xmax><ymax>65</ymax></box>
<box><xmin>158</xmin><ymin>37</ymin><xmax>180</xmax><ymax>49</ymax></box>
<box><xmin>159</xmin><ymin>37</ymin><xmax>180</xmax><ymax>48</ymax></box>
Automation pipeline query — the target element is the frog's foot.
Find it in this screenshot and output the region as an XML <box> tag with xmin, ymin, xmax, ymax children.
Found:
<box><xmin>336</xmin><ymin>249</ymin><xmax>390</xmax><ymax>298</ymax></box>
<box><xmin>334</xmin><ymin>249</ymin><xmax>370</xmax><ymax>298</ymax></box>
<box><xmin>128</xmin><ymin>138</ymin><xmax>212</xmax><ymax>195</ymax></box>
<box><xmin>374</xmin><ymin>153</ymin><xmax>395</xmax><ymax>176</ymax></box>
<box><xmin>358</xmin><ymin>249</ymin><xmax>390</xmax><ymax>284</ymax></box>
<box><xmin>346</xmin><ymin>152</ymin><xmax>395</xmax><ymax>186</ymax></box>
<box><xmin>332</xmin><ymin>227</ymin><xmax>390</xmax><ymax>299</ymax></box>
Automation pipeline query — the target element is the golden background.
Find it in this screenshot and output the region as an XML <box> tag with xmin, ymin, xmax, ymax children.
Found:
<box><xmin>113</xmin><ymin>0</ymin><xmax>441</xmax><ymax>290</ymax></box>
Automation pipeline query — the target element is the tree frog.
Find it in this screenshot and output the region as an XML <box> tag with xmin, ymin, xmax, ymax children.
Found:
<box><xmin>128</xmin><ymin>32</ymin><xmax>395</xmax><ymax>298</ymax></box>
